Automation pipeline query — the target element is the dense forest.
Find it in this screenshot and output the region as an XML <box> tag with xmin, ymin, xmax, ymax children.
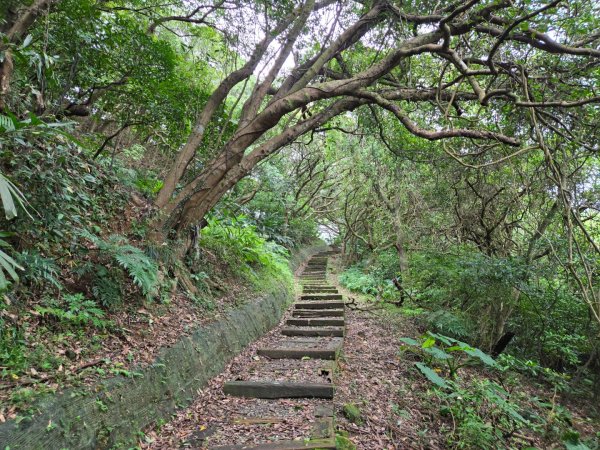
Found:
<box><xmin>0</xmin><ymin>0</ymin><xmax>599</xmax><ymax>448</ymax></box>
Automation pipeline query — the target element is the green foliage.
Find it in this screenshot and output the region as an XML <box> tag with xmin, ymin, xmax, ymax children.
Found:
<box><xmin>339</xmin><ymin>265</ymin><xmax>399</xmax><ymax>301</ymax></box>
<box><xmin>134</xmin><ymin>175</ymin><xmax>164</xmax><ymax>197</ymax></box>
<box><xmin>436</xmin><ymin>379</ymin><xmax>529</xmax><ymax>449</ymax></box>
<box><xmin>15</xmin><ymin>251</ymin><xmax>61</xmax><ymax>291</ymax></box>
<box><xmin>401</xmin><ymin>331</ymin><xmax>497</xmax><ymax>381</ymax></box>
<box><xmin>35</xmin><ymin>293</ymin><xmax>111</xmax><ymax>329</ymax></box>
<box><xmin>496</xmin><ymin>354</ymin><xmax>570</xmax><ymax>391</ymax></box>
<box><xmin>408</xmin><ymin>250</ymin><xmax>595</xmax><ymax>370</ymax></box>
<box><xmin>0</xmin><ymin>233</ymin><xmax>22</xmax><ymax>291</ymax></box>
<box><xmin>403</xmin><ymin>333</ymin><xmax>532</xmax><ymax>449</ymax></box>
<box><xmin>342</xmin><ymin>403</ymin><xmax>362</xmax><ymax>424</ymax></box>
<box><xmin>1</xmin><ymin>131</ymin><xmax>129</xmax><ymax>256</ymax></box>
<box><xmin>0</xmin><ymin>314</ymin><xmax>27</xmax><ymax>378</ymax></box>
<box><xmin>339</xmin><ymin>266</ymin><xmax>379</xmax><ymax>296</ymax></box>
<box><xmin>200</xmin><ymin>214</ymin><xmax>291</xmax><ymax>285</ymax></box>
<box><xmin>422</xmin><ymin>310</ymin><xmax>474</xmax><ymax>341</ymax></box>
<box><xmin>79</xmin><ymin>231</ymin><xmax>159</xmax><ymax>300</ymax></box>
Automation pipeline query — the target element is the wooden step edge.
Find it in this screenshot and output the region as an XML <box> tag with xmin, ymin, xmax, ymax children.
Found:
<box><xmin>281</xmin><ymin>327</ymin><xmax>344</xmax><ymax>337</ymax></box>
<box><xmin>292</xmin><ymin>309</ymin><xmax>344</xmax><ymax>317</ymax></box>
<box><xmin>301</xmin><ymin>293</ymin><xmax>339</xmax><ymax>296</ymax></box>
<box><xmin>294</xmin><ymin>302</ymin><xmax>344</xmax><ymax>309</ymax></box>
<box><xmin>223</xmin><ymin>380</ymin><xmax>334</xmax><ymax>399</ymax></box>
<box><xmin>211</xmin><ymin>437</ymin><xmax>336</xmax><ymax>450</ymax></box>
<box><xmin>286</xmin><ymin>319</ymin><xmax>345</xmax><ymax>327</ymax></box>
<box><xmin>257</xmin><ymin>348</ymin><xmax>338</xmax><ymax>360</ymax></box>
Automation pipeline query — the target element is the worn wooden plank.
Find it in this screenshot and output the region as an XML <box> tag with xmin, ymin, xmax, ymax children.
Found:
<box><xmin>281</xmin><ymin>327</ymin><xmax>344</xmax><ymax>337</ymax></box>
<box><xmin>300</xmin><ymin>294</ymin><xmax>342</xmax><ymax>300</ymax></box>
<box><xmin>292</xmin><ymin>309</ymin><xmax>344</xmax><ymax>318</ymax></box>
<box><xmin>257</xmin><ymin>348</ymin><xmax>337</xmax><ymax>360</ymax></box>
<box><xmin>302</xmin><ymin>287</ymin><xmax>337</xmax><ymax>291</ymax></box>
<box><xmin>223</xmin><ymin>381</ymin><xmax>334</xmax><ymax>398</ymax></box>
<box><xmin>211</xmin><ymin>438</ymin><xmax>336</xmax><ymax>450</ymax></box>
<box><xmin>286</xmin><ymin>318</ymin><xmax>345</xmax><ymax>327</ymax></box>
<box><xmin>294</xmin><ymin>301</ymin><xmax>344</xmax><ymax>309</ymax></box>
<box><xmin>302</xmin><ymin>291</ymin><xmax>338</xmax><ymax>296</ymax></box>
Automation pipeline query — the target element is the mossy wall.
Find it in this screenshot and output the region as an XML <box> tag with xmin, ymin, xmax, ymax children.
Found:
<box><xmin>0</xmin><ymin>244</ymin><xmax>328</xmax><ymax>450</ymax></box>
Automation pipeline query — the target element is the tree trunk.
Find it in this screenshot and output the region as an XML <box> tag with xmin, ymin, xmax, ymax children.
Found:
<box><xmin>491</xmin><ymin>331</ymin><xmax>516</xmax><ymax>358</ymax></box>
<box><xmin>0</xmin><ymin>0</ymin><xmax>58</xmax><ymax>109</ymax></box>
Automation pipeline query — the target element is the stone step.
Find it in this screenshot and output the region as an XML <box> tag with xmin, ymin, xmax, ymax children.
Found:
<box><xmin>286</xmin><ymin>318</ymin><xmax>345</xmax><ymax>327</ymax></box>
<box><xmin>257</xmin><ymin>348</ymin><xmax>338</xmax><ymax>360</ymax></box>
<box><xmin>292</xmin><ymin>309</ymin><xmax>344</xmax><ymax>318</ymax></box>
<box><xmin>294</xmin><ymin>301</ymin><xmax>344</xmax><ymax>309</ymax></box>
<box><xmin>281</xmin><ymin>327</ymin><xmax>344</xmax><ymax>337</ymax></box>
<box><xmin>223</xmin><ymin>381</ymin><xmax>334</xmax><ymax>399</ymax></box>
<box><xmin>300</xmin><ymin>294</ymin><xmax>342</xmax><ymax>300</ymax></box>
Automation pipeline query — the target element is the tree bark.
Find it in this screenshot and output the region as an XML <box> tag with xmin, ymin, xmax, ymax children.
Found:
<box><xmin>0</xmin><ymin>0</ymin><xmax>59</xmax><ymax>109</ymax></box>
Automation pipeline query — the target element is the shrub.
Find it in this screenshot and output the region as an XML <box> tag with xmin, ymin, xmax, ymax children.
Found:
<box><xmin>339</xmin><ymin>265</ymin><xmax>400</xmax><ymax>301</ymax></box>
<box><xmin>79</xmin><ymin>231</ymin><xmax>159</xmax><ymax>303</ymax></box>
<box><xmin>35</xmin><ymin>293</ymin><xmax>111</xmax><ymax>329</ymax></box>
<box><xmin>200</xmin><ymin>214</ymin><xmax>291</xmax><ymax>285</ymax></box>
<box><xmin>422</xmin><ymin>309</ymin><xmax>474</xmax><ymax>341</ymax></box>
<box><xmin>400</xmin><ymin>331</ymin><xmax>497</xmax><ymax>386</ymax></box>
<box><xmin>437</xmin><ymin>379</ymin><xmax>528</xmax><ymax>449</ymax></box>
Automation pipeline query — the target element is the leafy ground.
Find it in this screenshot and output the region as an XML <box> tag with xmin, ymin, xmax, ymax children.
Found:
<box><xmin>334</xmin><ymin>304</ymin><xmax>599</xmax><ymax>449</ymax></box>
<box><xmin>0</xmin><ymin>247</ymin><xmax>285</xmax><ymax>423</ymax></box>
<box><xmin>136</xmin><ymin>257</ymin><xmax>600</xmax><ymax>449</ymax></box>
<box><xmin>332</xmin><ymin>260</ymin><xmax>600</xmax><ymax>449</ymax></box>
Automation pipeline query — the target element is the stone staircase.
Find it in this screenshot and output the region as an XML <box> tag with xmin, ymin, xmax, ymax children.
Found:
<box><xmin>213</xmin><ymin>250</ymin><xmax>343</xmax><ymax>449</ymax></box>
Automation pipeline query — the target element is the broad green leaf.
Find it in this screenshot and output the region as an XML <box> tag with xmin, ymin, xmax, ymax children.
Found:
<box><xmin>399</xmin><ymin>337</ymin><xmax>419</xmax><ymax>346</ymax></box>
<box><xmin>415</xmin><ymin>362</ymin><xmax>448</xmax><ymax>388</ymax></box>
<box><xmin>464</xmin><ymin>347</ymin><xmax>497</xmax><ymax>367</ymax></box>
<box><xmin>422</xmin><ymin>337</ymin><xmax>436</xmax><ymax>348</ymax></box>
<box><xmin>427</xmin><ymin>332</ymin><xmax>454</xmax><ymax>346</ymax></box>
<box><xmin>423</xmin><ymin>347</ymin><xmax>452</xmax><ymax>360</ymax></box>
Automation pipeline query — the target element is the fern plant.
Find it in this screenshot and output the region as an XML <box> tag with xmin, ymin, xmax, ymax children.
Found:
<box><xmin>35</xmin><ymin>293</ymin><xmax>111</xmax><ymax>329</ymax></box>
<box><xmin>16</xmin><ymin>251</ymin><xmax>62</xmax><ymax>290</ymax></box>
<box><xmin>0</xmin><ymin>167</ymin><xmax>31</xmax><ymax>290</ymax></box>
<box><xmin>79</xmin><ymin>231</ymin><xmax>158</xmax><ymax>299</ymax></box>
<box><xmin>0</xmin><ymin>234</ymin><xmax>22</xmax><ymax>291</ymax></box>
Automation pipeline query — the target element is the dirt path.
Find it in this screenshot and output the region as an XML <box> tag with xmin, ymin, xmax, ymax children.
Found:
<box><xmin>145</xmin><ymin>251</ymin><xmax>343</xmax><ymax>449</ymax></box>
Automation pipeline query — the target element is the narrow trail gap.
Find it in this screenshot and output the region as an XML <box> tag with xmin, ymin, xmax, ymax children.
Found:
<box><xmin>147</xmin><ymin>250</ymin><xmax>345</xmax><ymax>449</ymax></box>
